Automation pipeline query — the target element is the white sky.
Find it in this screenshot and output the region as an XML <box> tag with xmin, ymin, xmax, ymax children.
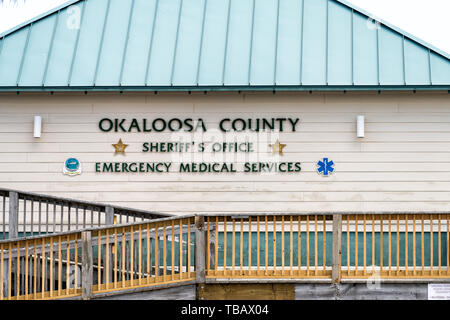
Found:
<box><xmin>0</xmin><ymin>0</ymin><xmax>449</xmax><ymax>55</ymax></box>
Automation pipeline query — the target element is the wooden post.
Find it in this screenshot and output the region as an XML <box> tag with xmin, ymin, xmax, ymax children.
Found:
<box><xmin>8</xmin><ymin>192</ymin><xmax>19</xmax><ymax>239</ymax></box>
<box><xmin>105</xmin><ymin>206</ymin><xmax>114</xmax><ymax>225</ymax></box>
<box><xmin>195</xmin><ymin>215</ymin><xmax>206</xmax><ymax>284</ymax></box>
<box><xmin>81</xmin><ymin>231</ymin><xmax>93</xmax><ymax>300</ymax></box>
<box><xmin>332</xmin><ymin>214</ymin><xmax>342</xmax><ymax>283</ymax></box>
<box><xmin>105</xmin><ymin>207</ymin><xmax>114</xmax><ymax>284</ymax></box>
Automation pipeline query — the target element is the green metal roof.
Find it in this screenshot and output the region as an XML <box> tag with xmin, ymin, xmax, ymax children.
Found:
<box><xmin>0</xmin><ymin>0</ymin><xmax>449</xmax><ymax>92</ymax></box>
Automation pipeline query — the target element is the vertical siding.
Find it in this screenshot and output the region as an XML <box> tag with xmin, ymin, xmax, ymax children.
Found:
<box><xmin>0</xmin><ymin>92</ymin><xmax>449</xmax><ymax>214</ymax></box>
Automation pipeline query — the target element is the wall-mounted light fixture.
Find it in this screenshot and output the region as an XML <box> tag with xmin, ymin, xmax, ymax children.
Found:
<box><xmin>34</xmin><ymin>116</ymin><xmax>42</xmax><ymax>138</ymax></box>
<box><xmin>357</xmin><ymin>115</ymin><xmax>365</xmax><ymax>138</ymax></box>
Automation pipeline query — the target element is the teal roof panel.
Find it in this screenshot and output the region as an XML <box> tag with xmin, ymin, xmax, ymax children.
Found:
<box><xmin>0</xmin><ymin>0</ymin><xmax>449</xmax><ymax>91</ymax></box>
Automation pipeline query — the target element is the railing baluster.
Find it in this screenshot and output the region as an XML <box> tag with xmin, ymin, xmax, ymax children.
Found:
<box><xmin>169</xmin><ymin>220</ymin><xmax>174</xmax><ymax>280</ymax></box>
<box><xmin>273</xmin><ymin>216</ymin><xmax>276</xmax><ymax>275</ymax></box>
<box><xmin>355</xmin><ymin>215</ymin><xmax>358</xmax><ymax>276</ymax></box>
<box><xmin>146</xmin><ymin>223</ymin><xmax>150</xmax><ymax>283</ymax></box>
<box><xmin>45</xmin><ymin>201</ymin><xmax>49</xmax><ymax>235</ymax></box>
<box><xmin>0</xmin><ymin>243</ymin><xmax>3</xmax><ymax>299</ymax></box>
<box><xmin>232</xmin><ymin>218</ymin><xmax>235</xmax><ymax>276</ymax></box>
<box><xmin>314</xmin><ymin>215</ymin><xmax>318</xmax><ymax>276</ymax></box>
<box><xmin>2</xmin><ymin>195</ymin><xmax>5</xmax><ymax>239</ymax></box>
<box><xmin>248</xmin><ymin>217</ymin><xmax>252</xmax><ymax>276</ymax></box>
<box><xmin>53</xmin><ymin>203</ymin><xmax>56</xmax><ymax>234</ymax></box>
<box><xmin>75</xmin><ymin>206</ymin><xmax>79</xmax><ymax>231</ymax></box>
<box><xmin>447</xmin><ymin>215</ymin><xmax>449</xmax><ymax>276</ymax></box>
<box><xmin>66</xmin><ymin>235</ymin><xmax>70</xmax><ymax>295</ymax></box>
<box><xmin>33</xmin><ymin>240</ymin><xmax>36</xmax><ymax>299</ymax></box>
<box><xmin>179</xmin><ymin>219</ymin><xmax>182</xmax><ymax>280</ymax></box>
<box><xmin>405</xmin><ymin>214</ymin><xmax>408</xmax><ymax>276</ymax></box>
<box><xmin>298</xmin><ymin>216</ymin><xmax>301</xmax><ymax>276</ymax></box>
<box><xmin>25</xmin><ymin>241</ymin><xmax>29</xmax><ymax>299</ymax></box>
<box><xmin>347</xmin><ymin>215</ymin><xmax>350</xmax><ymax>276</ymax></box>
<box><xmin>155</xmin><ymin>224</ymin><xmax>159</xmax><ymax>280</ymax></box>
<box><xmin>206</xmin><ymin>217</ymin><xmax>210</xmax><ymax>274</ymax></box>
<box><xmin>281</xmin><ymin>216</ymin><xmax>284</xmax><ymax>275</ymax></box>
<box><xmin>67</xmin><ymin>205</ymin><xmax>71</xmax><ymax>231</ymax></box>
<box><xmin>363</xmin><ymin>214</ymin><xmax>366</xmax><ymax>276</ymax></box>
<box><xmin>396</xmin><ymin>214</ymin><xmax>400</xmax><ymax>276</ymax></box>
<box><xmin>60</xmin><ymin>203</ymin><xmax>64</xmax><ymax>233</ymax></box>
<box><xmin>30</xmin><ymin>199</ymin><xmax>34</xmax><ymax>237</ymax></box>
<box><xmin>306</xmin><ymin>215</ymin><xmax>310</xmax><ymax>276</ymax></box>
<box><xmin>215</xmin><ymin>217</ymin><xmax>218</xmax><ymax>276</ymax></box>
<box><xmin>50</xmin><ymin>240</ymin><xmax>53</xmax><ymax>297</ymax></box>
<box><xmin>58</xmin><ymin>236</ymin><xmax>61</xmax><ymax>296</ymax></box>
<box><xmin>75</xmin><ymin>235</ymin><xmax>78</xmax><ymax>292</ymax></box>
<box><xmin>187</xmin><ymin>219</ymin><xmax>191</xmax><ymax>278</ymax></box>
<box><xmin>122</xmin><ymin>228</ymin><xmax>125</xmax><ymax>287</ymax></box>
<box><xmin>8</xmin><ymin>242</ymin><xmax>11</xmax><ymax>299</ymax></box>
<box><xmin>413</xmin><ymin>215</ymin><xmax>416</xmax><ymax>276</ymax></box>
<box><xmin>372</xmin><ymin>214</ymin><xmax>375</xmax><ymax>275</ymax></box>
<box><xmin>421</xmin><ymin>215</ymin><xmax>425</xmax><ymax>276</ymax></box>
<box><xmin>323</xmin><ymin>215</ymin><xmax>326</xmax><ymax>273</ymax></box>
<box><xmin>97</xmin><ymin>231</ymin><xmax>101</xmax><ymax>290</ymax></box>
<box><xmin>438</xmin><ymin>214</ymin><xmax>442</xmax><ymax>276</ymax></box>
<box><xmin>130</xmin><ymin>226</ymin><xmax>134</xmax><ymax>283</ymax></box>
<box><xmin>16</xmin><ymin>241</ymin><xmax>20</xmax><ymax>299</ymax></box>
<box><xmin>223</xmin><ymin>216</ymin><xmax>227</xmax><ymax>276</ymax></box>
<box><xmin>106</xmin><ymin>229</ymin><xmax>110</xmax><ymax>289</ymax></box>
<box><xmin>430</xmin><ymin>214</ymin><xmax>434</xmax><ymax>276</ymax></box>
<box><xmin>138</xmin><ymin>225</ymin><xmax>142</xmax><ymax>285</ymax></box>
<box><xmin>380</xmin><ymin>217</ymin><xmax>384</xmax><ymax>274</ymax></box>
<box><xmin>23</xmin><ymin>198</ymin><xmax>27</xmax><ymax>237</ymax></box>
<box><xmin>265</xmin><ymin>216</ymin><xmax>268</xmax><ymax>276</ymax></box>
<box><xmin>38</xmin><ymin>200</ymin><xmax>41</xmax><ymax>235</ymax></box>
<box><xmin>241</xmin><ymin>218</ymin><xmax>244</xmax><ymax>275</ymax></box>
<box><xmin>163</xmin><ymin>223</ymin><xmax>166</xmax><ymax>281</ymax></box>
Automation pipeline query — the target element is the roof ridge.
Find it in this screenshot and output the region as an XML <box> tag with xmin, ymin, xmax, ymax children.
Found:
<box><xmin>0</xmin><ymin>0</ymin><xmax>82</xmax><ymax>39</ymax></box>
<box><xmin>334</xmin><ymin>0</ymin><xmax>450</xmax><ymax>60</ymax></box>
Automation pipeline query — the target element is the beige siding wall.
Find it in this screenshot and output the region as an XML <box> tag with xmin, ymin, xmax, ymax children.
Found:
<box><xmin>0</xmin><ymin>91</ymin><xmax>449</xmax><ymax>214</ymax></box>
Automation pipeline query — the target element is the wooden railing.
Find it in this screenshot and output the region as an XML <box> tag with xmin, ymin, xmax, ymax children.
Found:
<box><xmin>1</xmin><ymin>212</ymin><xmax>449</xmax><ymax>300</ymax></box>
<box><xmin>205</xmin><ymin>215</ymin><xmax>333</xmax><ymax>279</ymax></box>
<box><xmin>0</xmin><ymin>216</ymin><xmax>196</xmax><ymax>300</ymax></box>
<box><xmin>341</xmin><ymin>213</ymin><xmax>450</xmax><ymax>280</ymax></box>
<box><xmin>0</xmin><ymin>188</ymin><xmax>171</xmax><ymax>240</ymax></box>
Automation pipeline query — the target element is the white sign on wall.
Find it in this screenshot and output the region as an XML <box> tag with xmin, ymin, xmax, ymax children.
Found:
<box><xmin>428</xmin><ymin>284</ymin><xmax>450</xmax><ymax>300</ymax></box>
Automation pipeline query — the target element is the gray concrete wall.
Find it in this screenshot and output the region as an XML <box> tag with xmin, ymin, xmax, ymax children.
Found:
<box><xmin>94</xmin><ymin>282</ymin><xmax>429</xmax><ymax>300</ymax></box>
<box><xmin>93</xmin><ymin>285</ymin><xmax>196</xmax><ymax>300</ymax></box>
<box><xmin>295</xmin><ymin>283</ymin><xmax>427</xmax><ymax>300</ymax></box>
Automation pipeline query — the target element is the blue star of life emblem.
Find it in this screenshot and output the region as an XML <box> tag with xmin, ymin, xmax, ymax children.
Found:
<box><xmin>317</xmin><ymin>158</ymin><xmax>335</xmax><ymax>176</ymax></box>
